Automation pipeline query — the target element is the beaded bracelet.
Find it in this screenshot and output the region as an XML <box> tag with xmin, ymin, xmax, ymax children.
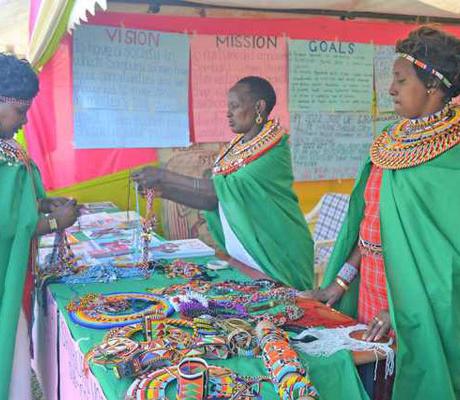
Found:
<box><xmin>125</xmin><ymin>361</ymin><xmax>240</xmax><ymax>400</ymax></box>
<box><xmin>256</xmin><ymin>320</ymin><xmax>319</xmax><ymax>400</ymax></box>
<box><xmin>337</xmin><ymin>261</ymin><xmax>359</xmax><ymax>284</ymax></box>
<box><xmin>177</xmin><ymin>358</ymin><xmax>208</xmax><ymax>400</ymax></box>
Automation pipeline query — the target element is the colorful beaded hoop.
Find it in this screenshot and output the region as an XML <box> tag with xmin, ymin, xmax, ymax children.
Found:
<box><xmin>67</xmin><ymin>292</ymin><xmax>174</xmax><ymax>329</ymax></box>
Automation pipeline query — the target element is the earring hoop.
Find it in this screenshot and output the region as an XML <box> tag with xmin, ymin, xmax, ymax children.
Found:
<box><xmin>255</xmin><ymin>112</ymin><xmax>263</xmax><ymax>125</ymax></box>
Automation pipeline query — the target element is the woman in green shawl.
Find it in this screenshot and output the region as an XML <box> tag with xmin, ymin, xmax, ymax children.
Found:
<box><xmin>133</xmin><ymin>76</ymin><xmax>314</xmax><ymax>290</ymax></box>
<box><xmin>0</xmin><ymin>53</ymin><xmax>80</xmax><ymax>399</ymax></box>
<box><xmin>307</xmin><ymin>27</ymin><xmax>460</xmax><ymax>399</ymax></box>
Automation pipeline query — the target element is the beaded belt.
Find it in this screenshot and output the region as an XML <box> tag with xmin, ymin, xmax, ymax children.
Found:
<box><xmin>359</xmin><ymin>237</ymin><xmax>383</xmax><ymax>257</ymax></box>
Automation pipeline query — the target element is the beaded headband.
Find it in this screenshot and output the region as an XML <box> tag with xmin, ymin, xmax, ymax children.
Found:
<box><xmin>0</xmin><ymin>95</ymin><xmax>32</xmax><ymax>106</ymax></box>
<box><xmin>398</xmin><ymin>53</ymin><xmax>453</xmax><ymax>89</ymax></box>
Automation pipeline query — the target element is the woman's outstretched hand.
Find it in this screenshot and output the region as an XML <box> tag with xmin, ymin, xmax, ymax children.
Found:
<box><xmin>363</xmin><ymin>310</ymin><xmax>391</xmax><ymax>342</ymax></box>
<box><xmin>131</xmin><ymin>166</ymin><xmax>166</xmax><ymax>191</ymax></box>
<box><xmin>299</xmin><ymin>281</ymin><xmax>346</xmax><ymax>307</ymax></box>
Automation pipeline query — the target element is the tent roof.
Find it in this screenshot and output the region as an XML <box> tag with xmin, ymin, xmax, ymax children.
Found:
<box><xmin>112</xmin><ymin>0</ymin><xmax>460</xmax><ymax>19</ymax></box>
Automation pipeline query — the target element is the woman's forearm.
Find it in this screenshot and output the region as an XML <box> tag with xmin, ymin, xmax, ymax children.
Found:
<box><xmin>160</xmin><ymin>182</ymin><xmax>218</xmax><ymax>211</ymax></box>
<box><xmin>347</xmin><ymin>244</ymin><xmax>362</xmax><ymax>269</ymax></box>
<box><xmin>156</xmin><ymin>171</ymin><xmax>218</xmax><ymax>211</ymax></box>
<box><xmin>164</xmin><ymin>171</ymin><xmax>216</xmax><ymax>195</ymax></box>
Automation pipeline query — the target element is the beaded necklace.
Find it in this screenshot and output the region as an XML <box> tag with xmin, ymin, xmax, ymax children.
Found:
<box><xmin>140</xmin><ymin>188</ymin><xmax>157</xmax><ymax>271</ymax></box>
<box><xmin>42</xmin><ymin>231</ymin><xmax>80</xmax><ymax>280</ymax></box>
<box><xmin>371</xmin><ymin>105</ymin><xmax>460</xmax><ymax>169</ymax></box>
<box><xmin>66</xmin><ymin>292</ymin><xmax>174</xmax><ymax>329</ymax></box>
<box><xmin>0</xmin><ymin>138</ymin><xmax>29</xmax><ymax>166</ymax></box>
<box><xmin>212</xmin><ymin>120</ymin><xmax>284</xmax><ymax>176</ymax></box>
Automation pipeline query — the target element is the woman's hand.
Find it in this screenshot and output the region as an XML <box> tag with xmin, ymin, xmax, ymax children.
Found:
<box><xmin>363</xmin><ymin>310</ymin><xmax>391</xmax><ymax>342</ymax></box>
<box><xmin>39</xmin><ymin>197</ymin><xmax>75</xmax><ymax>213</ymax></box>
<box><xmin>131</xmin><ymin>167</ymin><xmax>167</xmax><ymax>191</ymax></box>
<box><xmin>299</xmin><ymin>281</ymin><xmax>346</xmax><ymax>307</ymax></box>
<box><xmin>50</xmin><ymin>201</ymin><xmax>80</xmax><ymax>230</ymax></box>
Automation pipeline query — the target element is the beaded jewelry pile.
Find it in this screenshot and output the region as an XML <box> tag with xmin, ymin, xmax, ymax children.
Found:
<box><xmin>155</xmin><ymin>259</ymin><xmax>216</xmax><ymax>281</ymax></box>
<box><xmin>70</xmin><ymin>280</ymin><xmax>316</xmax><ymax>398</ymax></box>
<box><xmin>156</xmin><ymin>279</ymin><xmax>304</xmax><ymax>327</ymax></box>
<box><xmin>125</xmin><ymin>357</ymin><xmax>270</xmax><ymax>400</ymax></box>
<box><xmin>84</xmin><ymin>314</ymin><xmax>260</xmax><ymax>378</ymax></box>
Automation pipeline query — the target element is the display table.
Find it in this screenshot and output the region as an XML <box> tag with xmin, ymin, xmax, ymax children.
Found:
<box><xmin>33</xmin><ymin>255</ymin><xmax>372</xmax><ymax>400</ymax></box>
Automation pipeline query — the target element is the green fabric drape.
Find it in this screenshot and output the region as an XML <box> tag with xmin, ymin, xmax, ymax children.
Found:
<box><xmin>323</xmin><ymin>145</ymin><xmax>460</xmax><ymax>399</ymax></box>
<box><xmin>0</xmin><ymin>159</ymin><xmax>44</xmax><ymax>398</ymax></box>
<box><xmin>204</xmin><ymin>135</ymin><xmax>314</xmax><ymax>290</ymax></box>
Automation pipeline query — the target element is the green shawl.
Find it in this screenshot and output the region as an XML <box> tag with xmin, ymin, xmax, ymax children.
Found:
<box><xmin>205</xmin><ymin>135</ymin><xmax>314</xmax><ymax>290</ymax></box>
<box><xmin>323</xmin><ymin>145</ymin><xmax>460</xmax><ymax>399</ymax></box>
<box><xmin>0</xmin><ymin>155</ymin><xmax>45</xmax><ymax>398</ymax></box>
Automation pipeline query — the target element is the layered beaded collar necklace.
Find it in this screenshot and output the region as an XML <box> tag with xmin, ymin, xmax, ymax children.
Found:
<box><xmin>0</xmin><ymin>138</ymin><xmax>29</xmax><ymax>165</ymax></box>
<box><xmin>212</xmin><ymin>119</ymin><xmax>284</xmax><ymax>176</ymax></box>
<box><xmin>371</xmin><ymin>105</ymin><xmax>460</xmax><ymax>169</ymax></box>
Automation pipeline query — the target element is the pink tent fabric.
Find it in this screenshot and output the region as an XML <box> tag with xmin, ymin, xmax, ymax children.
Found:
<box><xmin>26</xmin><ymin>36</ymin><xmax>157</xmax><ymax>190</ymax></box>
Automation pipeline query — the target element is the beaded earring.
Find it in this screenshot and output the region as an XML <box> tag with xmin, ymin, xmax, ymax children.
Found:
<box><xmin>255</xmin><ymin>111</ymin><xmax>263</xmax><ymax>124</ymax></box>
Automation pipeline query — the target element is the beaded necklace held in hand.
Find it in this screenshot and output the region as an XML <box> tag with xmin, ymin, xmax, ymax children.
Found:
<box><xmin>371</xmin><ymin>105</ymin><xmax>460</xmax><ymax>169</ymax></box>
<box><xmin>139</xmin><ymin>189</ymin><xmax>157</xmax><ymax>271</ymax></box>
<box><xmin>41</xmin><ymin>231</ymin><xmax>80</xmax><ymax>281</ymax></box>
<box><xmin>213</xmin><ymin>119</ymin><xmax>284</xmax><ymax>176</ymax></box>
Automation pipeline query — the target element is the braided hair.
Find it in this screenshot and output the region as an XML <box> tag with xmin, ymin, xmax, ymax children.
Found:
<box><xmin>396</xmin><ymin>26</ymin><xmax>460</xmax><ymax>101</ymax></box>
<box><xmin>0</xmin><ymin>53</ymin><xmax>39</xmax><ymax>100</ymax></box>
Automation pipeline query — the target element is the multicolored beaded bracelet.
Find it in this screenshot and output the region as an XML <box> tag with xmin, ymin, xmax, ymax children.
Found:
<box><xmin>256</xmin><ymin>321</ymin><xmax>319</xmax><ymax>400</ymax></box>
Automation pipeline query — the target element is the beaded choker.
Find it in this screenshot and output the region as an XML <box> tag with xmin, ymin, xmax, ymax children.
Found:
<box><xmin>371</xmin><ymin>105</ymin><xmax>460</xmax><ymax>169</ymax></box>
<box><xmin>212</xmin><ymin>119</ymin><xmax>284</xmax><ymax>176</ymax></box>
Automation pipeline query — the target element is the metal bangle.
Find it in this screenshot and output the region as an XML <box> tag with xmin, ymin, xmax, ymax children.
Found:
<box><xmin>335</xmin><ymin>277</ymin><xmax>349</xmax><ymax>291</ymax></box>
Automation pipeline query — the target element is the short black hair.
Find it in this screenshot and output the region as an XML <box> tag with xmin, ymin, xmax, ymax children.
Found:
<box><xmin>0</xmin><ymin>53</ymin><xmax>39</xmax><ymax>100</ymax></box>
<box><xmin>236</xmin><ymin>76</ymin><xmax>277</xmax><ymax>115</ymax></box>
<box><xmin>396</xmin><ymin>26</ymin><xmax>460</xmax><ymax>100</ymax></box>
